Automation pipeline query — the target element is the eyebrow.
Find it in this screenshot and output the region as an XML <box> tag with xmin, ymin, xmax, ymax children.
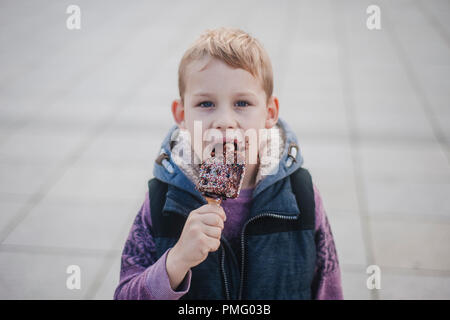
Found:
<box><xmin>193</xmin><ymin>91</ymin><xmax>258</xmax><ymax>98</ymax></box>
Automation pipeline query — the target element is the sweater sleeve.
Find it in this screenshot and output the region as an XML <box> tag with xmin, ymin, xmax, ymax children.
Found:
<box><xmin>311</xmin><ymin>185</ymin><xmax>344</xmax><ymax>300</ymax></box>
<box><xmin>113</xmin><ymin>191</ymin><xmax>192</xmax><ymax>300</ymax></box>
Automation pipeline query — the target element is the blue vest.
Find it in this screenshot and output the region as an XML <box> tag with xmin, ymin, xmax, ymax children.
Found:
<box><xmin>149</xmin><ymin>167</ymin><xmax>316</xmax><ymax>300</ymax></box>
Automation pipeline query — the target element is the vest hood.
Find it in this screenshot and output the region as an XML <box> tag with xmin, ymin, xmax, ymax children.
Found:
<box><xmin>152</xmin><ymin>117</ymin><xmax>304</xmax><ymax>204</ymax></box>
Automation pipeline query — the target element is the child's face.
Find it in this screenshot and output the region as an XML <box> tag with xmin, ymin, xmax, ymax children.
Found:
<box><xmin>172</xmin><ymin>56</ymin><xmax>279</xmax><ymax>163</ymax></box>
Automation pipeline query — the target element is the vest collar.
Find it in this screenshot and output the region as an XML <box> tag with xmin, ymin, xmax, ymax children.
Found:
<box><xmin>153</xmin><ymin>117</ymin><xmax>304</xmax><ymax>217</ymax></box>
<box><xmin>161</xmin><ymin>176</ymin><xmax>300</xmax><ymax>219</ymax></box>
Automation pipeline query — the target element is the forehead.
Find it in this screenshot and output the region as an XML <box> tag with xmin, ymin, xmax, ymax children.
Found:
<box><xmin>184</xmin><ymin>57</ymin><xmax>264</xmax><ymax>95</ymax></box>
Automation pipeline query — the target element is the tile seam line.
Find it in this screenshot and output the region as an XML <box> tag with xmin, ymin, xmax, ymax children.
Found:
<box><xmin>0</xmin><ymin>243</ymin><xmax>120</xmax><ymax>257</ymax></box>
<box><xmin>277</xmin><ymin>0</ymin><xmax>303</xmax><ymax>98</ymax></box>
<box><xmin>340</xmin><ymin>263</ymin><xmax>450</xmax><ymax>277</ymax></box>
<box><xmin>0</xmin><ymin>0</ymin><xmax>187</xmax><ymax>246</ymax></box>
<box><xmin>330</xmin><ymin>0</ymin><xmax>378</xmax><ymax>300</ymax></box>
<box><xmin>0</xmin><ymin>0</ymin><xmax>171</xmax><ymax>148</ymax></box>
<box><xmin>0</xmin><ymin>0</ymin><xmax>122</xmax><ymax>88</ymax></box>
<box><xmin>413</xmin><ymin>0</ymin><xmax>450</xmax><ymax>49</ymax></box>
<box><xmin>382</xmin><ymin>3</ymin><xmax>450</xmax><ymax>164</ymax></box>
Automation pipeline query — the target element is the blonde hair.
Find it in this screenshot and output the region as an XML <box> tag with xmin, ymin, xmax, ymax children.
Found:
<box><xmin>178</xmin><ymin>27</ymin><xmax>273</xmax><ymax>104</ymax></box>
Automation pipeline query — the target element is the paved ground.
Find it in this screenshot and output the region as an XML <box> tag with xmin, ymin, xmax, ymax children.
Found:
<box><xmin>0</xmin><ymin>0</ymin><xmax>449</xmax><ymax>299</ymax></box>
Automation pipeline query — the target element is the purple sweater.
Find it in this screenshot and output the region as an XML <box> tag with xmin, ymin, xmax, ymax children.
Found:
<box><xmin>114</xmin><ymin>185</ymin><xmax>343</xmax><ymax>300</ymax></box>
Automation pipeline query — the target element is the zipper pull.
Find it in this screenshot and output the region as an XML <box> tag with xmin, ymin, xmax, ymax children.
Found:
<box><xmin>286</xmin><ymin>142</ymin><xmax>298</xmax><ymax>168</ymax></box>
<box><xmin>155</xmin><ymin>150</ymin><xmax>174</xmax><ymax>174</ymax></box>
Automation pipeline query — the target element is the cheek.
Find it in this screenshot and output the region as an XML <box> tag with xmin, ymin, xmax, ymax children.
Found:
<box><xmin>185</xmin><ymin>109</ymin><xmax>209</xmax><ymax>132</ymax></box>
<box><xmin>242</xmin><ymin>109</ymin><xmax>267</xmax><ymax>129</ymax></box>
<box><xmin>183</xmin><ymin>118</ymin><xmax>213</xmax><ymax>155</ymax></box>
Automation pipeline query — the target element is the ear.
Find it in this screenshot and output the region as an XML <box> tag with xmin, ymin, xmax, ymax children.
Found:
<box><xmin>171</xmin><ymin>99</ymin><xmax>186</xmax><ymax>129</ymax></box>
<box><xmin>265</xmin><ymin>96</ymin><xmax>279</xmax><ymax>128</ymax></box>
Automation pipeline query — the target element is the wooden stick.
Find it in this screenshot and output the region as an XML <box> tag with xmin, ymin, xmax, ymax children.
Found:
<box><xmin>205</xmin><ymin>196</ymin><xmax>222</xmax><ymax>206</ymax></box>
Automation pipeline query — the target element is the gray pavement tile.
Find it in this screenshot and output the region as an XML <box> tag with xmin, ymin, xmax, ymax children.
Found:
<box><xmin>299</xmin><ymin>139</ymin><xmax>361</xmax><ymax>216</ymax></box>
<box><xmin>282</xmin><ymin>66</ymin><xmax>343</xmax><ymax>96</ymax></box>
<box><xmin>0</xmin><ymin>1</ymin><xmax>53</xmax><ymax>28</ymax></box>
<box><xmin>8</xmin><ymin>0</ymin><xmax>222</xmax><ymax>137</ymax></box>
<box><xmin>65</xmin><ymin>37</ymin><xmax>180</xmax><ymax>103</ymax></box>
<box><xmin>2</xmin><ymin>196</ymin><xmax>141</xmax><ymax>251</ymax></box>
<box><xmin>1</xmin><ymin>10</ymin><xmax>114</xmax><ymax>94</ymax></box>
<box><xmin>359</xmin><ymin>141</ymin><xmax>450</xmax><ymax>183</ymax></box>
<box><xmin>19</xmin><ymin>102</ymin><xmax>118</xmax><ymax>136</ymax></box>
<box><xmin>0</xmin><ymin>2</ymin><xmax>64</xmax><ymax>81</ymax></box>
<box><xmin>106</xmin><ymin>102</ymin><xmax>176</xmax><ymax>137</ymax></box>
<box><xmin>327</xmin><ymin>215</ymin><xmax>367</xmax><ymax>266</ymax></box>
<box><xmin>0</xmin><ymin>131</ymin><xmax>86</xmax><ymax>166</ymax></box>
<box><xmin>0</xmin><ymin>250</ymin><xmax>110</xmax><ymax>299</ymax></box>
<box><xmin>370</xmin><ymin>218</ymin><xmax>450</xmax><ymax>271</ymax></box>
<box><xmin>351</xmin><ymin>65</ymin><xmax>416</xmax><ymax>96</ymax></box>
<box><xmin>351</xmin><ymin>88</ymin><xmax>424</xmax><ymax>114</ymax></box>
<box><xmin>0</xmin><ymin>162</ymin><xmax>56</xmax><ymax>196</ymax></box>
<box><xmin>437</xmin><ymin>114</ymin><xmax>450</xmax><ymax>143</ymax></box>
<box><xmin>355</xmin><ymin>107</ymin><xmax>437</xmax><ymax>142</ymax></box>
<box><xmin>345</xmin><ymin>29</ymin><xmax>398</xmax><ymax>69</ymax></box>
<box><xmin>281</xmin><ymin>105</ymin><xmax>350</xmax><ymax>141</ymax></box>
<box><xmin>365</xmin><ymin>181</ymin><xmax>450</xmax><ymax>219</ymax></box>
<box><xmin>0</xmin><ymin>200</ymin><xmax>24</xmax><ymax>239</ymax></box>
<box><xmin>417</xmin><ymin>0</ymin><xmax>450</xmax><ymax>41</ymax></box>
<box><xmin>104</xmin><ymin>118</ymin><xmax>171</xmax><ymax>139</ymax></box>
<box><xmin>291</xmin><ymin>1</ymin><xmax>337</xmax><ymax>43</ymax></box>
<box><xmin>341</xmin><ymin>267</ymin><xmax>373</xmax><ymax>300</ymax></box>
<box><xmin>131</xmin><ymin>70</ymin><xmax>178</xmax><ymax>106</ymax></box>
<box><xmin>0</xmin><ymin>98</ymin><xmax>45</xmax><ymax>127</ymax></box>
<box><xmin>306</xmin><ymin>167</ymin><xmax>360</xmax><ymax>214</ymax></box>
<box><xmin>379</xmin><ymin>271</ymin><xmax>450</xmax><ymax>300</ymax></box>
<box><xmin>413</xmin><ymin>66</ymin><xmax>450</xmax><ymax>114</ymax></box>
<box><xmin>300</xmin><ymin>139</ymin><xmax>353</xmax><ymax>172</ymax></box>
<box><xmin>384</xmin><ymin>0</ymin><xmax>450</xmax><ymax>67</ymax></box>
<box><xmin>0</xmin><ymin>134</ymin><xmax>7</xmax><ymax>147</ymax></box>
<box><xmin>93</xmin><ymin>253</ymin><xmax>122</xmax><ymax>300</ymax></box>
<box><xmin>74</xmin><ymin>132</ymin><xmax>162</xmax><ymax>169</ymax></box>
<box><xmin>279</xmin><ymin>88</ymin><xmax>345</xmax><ymax>114</ymax></box>
<box><xmin>45</xmin><ymin>163</ymin><xmax>150</xmax><ymax>202</ymax></box>
<box><xmin>0</xmin><ymin>1</ymin><xmax>184</xmax><ymax>130</ymax></box>
<box><xmin>351</xmin><ymin>81</ymin><xmax>438</xmax><ymax>143</ymax></box>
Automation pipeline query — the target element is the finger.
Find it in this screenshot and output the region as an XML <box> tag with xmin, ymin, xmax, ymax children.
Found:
<box><xmin>199</xmin><ymin>213</ymin><xmax>225</xmax><ymax>229</ymax></box>
<box><xmin>196</xmin><ymin>204</ymin><xmax>226</xmax><ymax>221</ymax></box>
<box><xmin>203</xmin><ymin>225</ymin><xmax>222</xmax><ymax>240</ymax></box>
<box><xmin>206</xmin><ymin>238</ymin><xmax>221</xmax><ymax>252</ymax></box>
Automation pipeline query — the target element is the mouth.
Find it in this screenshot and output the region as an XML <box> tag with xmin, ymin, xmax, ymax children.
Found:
<box><xmin>211</xmin><ymin>139</ymin><xmax>239</xmax><ymax>157</ymax></box>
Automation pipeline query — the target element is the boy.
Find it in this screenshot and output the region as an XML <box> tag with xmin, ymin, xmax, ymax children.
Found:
<box><xmin>114</xmin><ymin>27</ymin><xmax>343</xmax><ymax>300</ymax></box>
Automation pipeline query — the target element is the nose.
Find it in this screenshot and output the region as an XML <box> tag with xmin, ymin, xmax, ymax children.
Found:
<box><xmin>211</xmin><ymin>107</ymin><xmax>237</xmax><ymax>130</ymax></box>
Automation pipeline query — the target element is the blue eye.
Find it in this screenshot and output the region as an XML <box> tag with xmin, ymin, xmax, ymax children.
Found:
<box><xmin>197</xmin><ymin>100</ymin><xmax>250</xmax><ymax>108</ymax></box>
<box><xmin>236</xmin><ymin>100</ymin><xmax>250</xmax><ymax>107</ymax></box>
<box><xmin>198</xmin><ymin>101</ymin><xmax>214</xmax><ymax>108</ymax></box>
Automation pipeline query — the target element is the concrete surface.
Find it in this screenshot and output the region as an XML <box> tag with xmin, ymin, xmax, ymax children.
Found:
<box><xmin>0</xmin><ymin>0</ymin><xmax>449</xmax><ymax>299</ymax></box>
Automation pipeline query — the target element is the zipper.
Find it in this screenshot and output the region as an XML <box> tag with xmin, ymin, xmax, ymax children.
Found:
<box><xmin>238</xmin><ymin>213</ymin><xmax>299</xmax><ymax>300</ymax></box>
<box><xmin>220</xmin><ymin>246</ymin><xmax>231</xmax><ymax>300</ymax></box>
